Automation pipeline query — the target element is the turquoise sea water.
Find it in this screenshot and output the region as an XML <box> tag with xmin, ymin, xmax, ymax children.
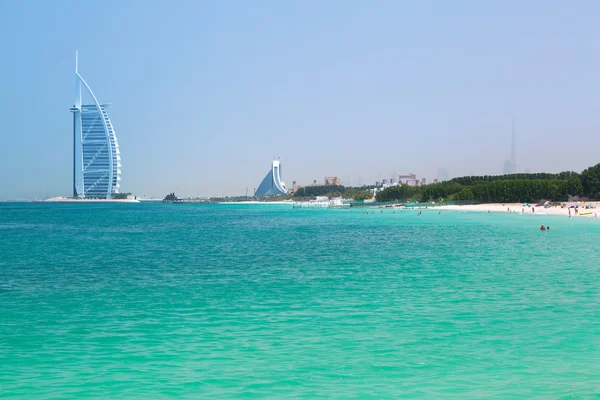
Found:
<box><xmin>1</xmin><ymin>203</ymin><xmax>600</xmax><ymax>399</ymax></box>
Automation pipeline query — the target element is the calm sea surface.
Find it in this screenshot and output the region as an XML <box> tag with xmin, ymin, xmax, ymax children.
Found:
<box><xmin>1</xmin><ymin>203</ymin><xmax>599</xmax><ymax>398</ymax></box>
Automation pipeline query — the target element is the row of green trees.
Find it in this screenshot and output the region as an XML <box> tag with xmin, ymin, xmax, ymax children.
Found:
<box><xmin>450</xmin><ymin>171</ymin><xmax>580</xmax><ymax>186</ymax></box>
<box><xmin>376</xmin><ymin>163</ymin><xmax>600</xmax><ymax>203</ymax></box>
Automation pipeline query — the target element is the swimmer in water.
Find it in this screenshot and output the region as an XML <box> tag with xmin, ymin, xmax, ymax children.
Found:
<box><xmin>540</xmin><ymin>225</ymin><xmax>546</xmax><ymax>231</ymax></box>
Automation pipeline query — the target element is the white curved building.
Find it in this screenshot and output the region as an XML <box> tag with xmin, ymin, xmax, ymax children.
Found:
<box><xmin>69</xmin><ymin>52</ymin><xmax>121</xmax><ymax>198</ymax></box>
<box><xmin>255</xmin><ymin>160</ymin><xmax>287</xmax><ymax>196</ymax></box>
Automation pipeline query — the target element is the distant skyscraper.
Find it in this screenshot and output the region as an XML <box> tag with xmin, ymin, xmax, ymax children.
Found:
<box><xmin>437</xmin><ymin>168</ymin><xmax>449</xmax><ymax>182</ymax></box>
<box><xmin>502</xmin><ymin>119</ymin><xmax>517</xmax><ymax>175</ymax></box>
<box><xmin>69</xmin><ymin>52</ymin><xmax>121</xmax><ymax>198</ymax></box>
<box><xmin>255</xmin><ymin>159</ymin><xmax>287</xmax><ymax>196</ymax></box>
<box><xmin>511</xmin><ymin>117</ymin><xmax>517</xmax><ymax>173</ymax></box>
<box><xmin>503</xmin><ymin>160</ymin><xmax>513</xmax><ymax>175</ymax></box>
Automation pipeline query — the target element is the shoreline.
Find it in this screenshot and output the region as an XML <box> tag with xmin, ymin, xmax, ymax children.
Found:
<box><xmin>216</xmin><ymin>201</ymin><xmax>294</xmax><ymax>205</ymax></box>
<box><xmin>435</xmin><ymin>203</ymin><xmax>598</xmax><ymax>218</ymax></box>
<box><xmin>35</xmin><ymin>197</ymin><xmax>140</xmax><ymax>203</ymax></box>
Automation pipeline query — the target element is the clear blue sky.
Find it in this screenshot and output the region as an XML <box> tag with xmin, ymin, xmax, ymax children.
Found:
<box><xmin>1</xmin><ymin>1</ymin><xmax>599</xmax><ymax>199</ymax></box>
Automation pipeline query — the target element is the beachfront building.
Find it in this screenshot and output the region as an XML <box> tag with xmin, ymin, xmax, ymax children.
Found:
<box><xmin>291</xmin><ymin>179</ymin><xmax>325</xmax><ymax>194</ymax></box>
<box><xmin>69</xmin><ymin>52</ymin><xmax>121</xmax><ymax>198</ymax></box>
<box><xmin>255</xmin><ymin>159</ymin><xmax>287</xmax><ymax>196</ymax></box>
<box><xmin>325</xmin><ymin>176</ymin><xmax>341</xmax><ymax>186</ymax></box>
<box><xmin>398</xmin><ymin>173</ymin><xmax>420</xmax><ymax>187</ymax></box>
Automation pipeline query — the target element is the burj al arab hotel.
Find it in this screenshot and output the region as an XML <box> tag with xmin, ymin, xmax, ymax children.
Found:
<box><xmin>69</xmin><ymin>52</ymin><xmax>121</xmax><ymax>198</ymax></box>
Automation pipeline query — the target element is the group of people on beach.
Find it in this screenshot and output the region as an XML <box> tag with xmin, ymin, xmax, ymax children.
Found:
<box><xmin>361</xmin><ymin>209</ymin><xmax>441</xmax><ymax>216</ymax></box>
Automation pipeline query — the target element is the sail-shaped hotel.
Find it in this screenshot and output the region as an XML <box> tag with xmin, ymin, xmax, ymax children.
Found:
<box><xmin>255</xmin><ymin>159</ymin><xmax>287</xmax><ymax>196</ymax></box>
<box><xmin>69</xmin><ymin>52</ymin><xmax>121</xmax><ymax>198</ymax></box>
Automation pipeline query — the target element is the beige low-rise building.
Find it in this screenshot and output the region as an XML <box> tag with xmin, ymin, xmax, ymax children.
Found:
<box><xmin>325</xmin><ymin>176</ymin><xmax>341</xmax><ymax>186</ymax></box>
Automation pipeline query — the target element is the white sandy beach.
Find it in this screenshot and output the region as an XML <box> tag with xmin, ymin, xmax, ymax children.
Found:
<box><xmin>436</xmin><ymin>202</ymin><xmax>598</xmax><ymax>218</ymax></box>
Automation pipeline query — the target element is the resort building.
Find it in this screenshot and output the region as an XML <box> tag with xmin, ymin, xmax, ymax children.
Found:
<box><xmin>398</xmin><ymin>173</ymin><xmax>419</xmax><ymax>187</ymax></box>
<box><xmin>255</xmin><ymin>159</ymin><xmax>287</xmax><ymax>196</ymax></box>
<box><xmin>69</xmin><ymin>53</ymin><xmax>121</xmax><ymax>198</ymax></box>
<box><xmin>324</xmin><ymin>176</ymin><xmax>341</xmax><ymax>186</ymax></box>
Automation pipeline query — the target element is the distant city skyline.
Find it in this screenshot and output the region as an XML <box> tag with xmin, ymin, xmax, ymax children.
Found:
<box><xmin>1</xmin><ymin>1</ymin><xmax>600</xmax><ymax>200</ymax></box>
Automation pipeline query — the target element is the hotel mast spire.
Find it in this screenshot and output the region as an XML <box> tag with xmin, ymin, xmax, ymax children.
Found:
<box><xmin>75</xmin><ymin>50</ymin><xmax>81</xmax><ymax>109</ymax></box>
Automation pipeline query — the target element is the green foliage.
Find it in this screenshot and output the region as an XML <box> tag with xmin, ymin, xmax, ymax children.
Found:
<box><xmin>450</xmin><ymin>172</ymin><xmax>579</xmax><ymax>186</ymax></box>
<box><xmin>375</xmin><ymin>185</ymin><xmax>421</xmax><ymax>202</ymax></box>
<box><xmin>419</xmin><ymin>182</ymin><xmax>463</xmax><ymax>202</ymax></box>
<box><xmin>561</xmin><ymin>177</ymin><xmax>584</xmax><ymax>198</ymax></box>
<box><xmin>453</xmin><ymin>187</ymin><xmax>474</xmax><ymax>201</ymax></box>
<box><xmin>375</xmin><ymin>164</ymin><xmax>599</xmax><ymax>203</ymax></box>
<box><xmin>111</xmin><ymin>192</ymin><xmax>131</xmax><ymax>200</ymax></box>
<box><xmin>468</xmin><ymin>180</ymin><xmax>566</xmax><ymax>203</ymax></box>
<box><xmin>343</xmin><ymin>188</ymin><xmax>373</xmax><ymax>200</ymax></box>
<box><xmin>581</xmin><ymin>163</ymin><xmax>600</xmax><ymax>198</ymax></box>
<box><xmin>294</xmin><ymin>185</ymin><xmax>345</xmax><ymax>198</ymax></box>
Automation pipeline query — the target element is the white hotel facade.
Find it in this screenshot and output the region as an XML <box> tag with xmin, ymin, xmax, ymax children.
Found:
<box><xmin>69</xmin><ymin>52</ymin><xmax>121</xmax><ymax>198</ymax></box>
